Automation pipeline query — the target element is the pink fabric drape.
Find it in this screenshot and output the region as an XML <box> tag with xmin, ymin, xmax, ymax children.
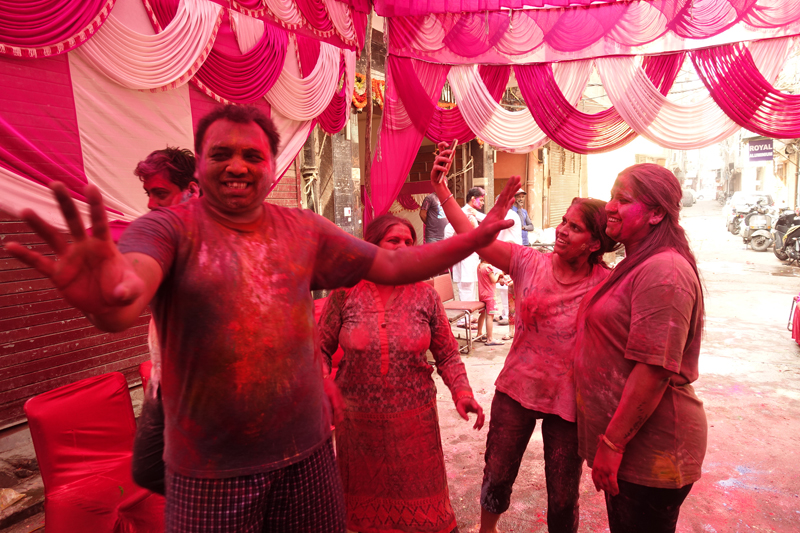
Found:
<box><xmin>374</xmin><ymin>0</ymin><xmax>614</xmax><ymax>16</ymax></box>
<box><xmin>297</xmin><ymin>35</ymin><xmax>322</xmax><ymax>77</ymax></box>
<box><xmin>0</xmin><ymin>0</ymin><xmax>115</xmax><ymax>58</ymax></box>
<box><xmin>296</xmin><ymin>0</ymin><xmax>336</xmax><ymax>35</ymax></box>
<box><xmin>148</xmin><ymin>0</ymin><xmax>287</xmax><ymax>104</ymax></box>
<box><xmin>387</xmin><ymin>0</ymin><xmax>789</xmax><ymax>64</ymax></box>
<box><xmin>396</xmin><ymin>193</ymin><xmax>420</xmax><ymax>210</ymax></box>
<box><xmin>691</xmin><ymin>42</ymin><xmax>800</xmax><ymax>138</ymax></box>
<box><xmin>367</xmin><ymin>56</ymin><xmax>449</xmax><ymax>226</ymax></box>
<box><xmin>318</xmin><ymin>53</ymin><xmax>350</xmax><ymax>134</ymax></box>
<box><xmin>0</xmin><ymin>54</ymin><xmax>90</xmax><ymax>202</ymax></box>
<box><xmin>426</xmin><ymin>64</ymin><xmax>509</xmax><ymax>144</ymax></box>
<box><xmin>516</xmin><ymin>53</ymin><xmax>684</xmax><ymax>154</ymax></box>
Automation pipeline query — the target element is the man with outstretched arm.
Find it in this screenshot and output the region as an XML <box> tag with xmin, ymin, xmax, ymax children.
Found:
<box><xmin>6</xmin><ymin>105</ymin><xmax>516</xmax><ymax>533</ymax></box>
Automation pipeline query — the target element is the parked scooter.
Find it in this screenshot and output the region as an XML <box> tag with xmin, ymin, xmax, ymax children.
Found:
<box><xmin>741</xmin><ymin>201</ymin><xmax>774</xmax><ymax>251</ymax></box>
<box><xmin>773</xmin><ymin>208</ymin><xmax>800</xmax><ymax>261</ymax></box>
<box><xmin>726</xmin><ymin>206</ymin><xmax>746</xmax><ymax>235</ymax></box>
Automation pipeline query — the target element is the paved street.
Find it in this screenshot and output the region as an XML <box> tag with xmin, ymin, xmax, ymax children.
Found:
<box><xmin>437</xmin><ymin>199</ymin><xmax>800</xmax><ymax>532</ymax></box>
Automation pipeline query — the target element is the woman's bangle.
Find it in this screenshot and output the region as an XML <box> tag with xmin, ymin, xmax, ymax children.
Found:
<box><xmin>600</xmin><ymin>434</ymin><xmax>624</xmax><ymax>454</ymax></box>
<box><xmin>441</xmin><ymin>193</ymin><xmax>454</xmax><ymax>206</ymax></box>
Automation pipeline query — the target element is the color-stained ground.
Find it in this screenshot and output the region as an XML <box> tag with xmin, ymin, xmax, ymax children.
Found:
<box><xmin>436</xmin><ymin>199</ymin><xmax>800</xmax><ymax>533</ymax></box>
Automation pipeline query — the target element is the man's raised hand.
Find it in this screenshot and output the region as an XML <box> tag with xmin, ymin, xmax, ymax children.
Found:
<box><xmin>4</xmin><ymin>183</ymin><xmax>146</xmax><ymax>320</ymax></box>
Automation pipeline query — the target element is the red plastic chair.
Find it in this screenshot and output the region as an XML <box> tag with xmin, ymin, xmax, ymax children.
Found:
<box><xmin>24</xmin><ymin>372</ymin><xmax>165</xmax><ymax>533</ymax></box>
<box><xmin>139</xmin><ymin>360</ymin><xmax>153</xmax><ymax>392</ymax></box>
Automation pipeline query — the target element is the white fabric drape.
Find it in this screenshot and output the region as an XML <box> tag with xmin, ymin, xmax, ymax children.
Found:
<box><xmin>231</xmin><ymin>10</ymin><xmax>341</xmax><ymax>121</ymax></box>
<box><xmin>264</xmin><ymin>0</ymin><xmax>305</xmax><ymax>26</ymax></box>
<box><xmin>447</xmin><ymin>61</ymin><xmax>592</xmax><ymax>153</ymax></box>
<box><xmin>0</xmin><ymin>166</ymin><xmax>137</xmax><ymax>231</ymax></box>
<box><xmin>271</xmin><ymin>108</ymin><xmax>313</xmax><ymax>187</ymax></box>
<box><xmin>68</xmin><ymin>51</ymin><xmax>195</xmax><ymax>218</ymax></box>
<box><xmin>598</xmin><ymin>37</ymin><xmax>795</xmax><ymax>150</ymax></box>
<box><xmin>265</xmin><ymin>45</ymin><xmax>340</xmax><ymax>120</ymax></box>
<box><xmin>76</xmin><ymin>0</ymin><xmax>223</xmax><ymax>91</ymax></box>
<box><xmin>324</xmin><ymin>0</ymin><xmax>358</xmax><ymax>44</ymax></box>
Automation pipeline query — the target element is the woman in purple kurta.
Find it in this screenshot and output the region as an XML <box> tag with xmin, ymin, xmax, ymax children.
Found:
<box><xmin>318</xmin><ymin>214</ymin><xmax>484</xmax><ymax>533</ymax></box>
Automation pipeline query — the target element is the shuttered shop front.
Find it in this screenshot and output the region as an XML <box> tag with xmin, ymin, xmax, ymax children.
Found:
<box><xmin>548</xmin><ymin>145</ymin><xmax>581</xmax><ymax>225</ymax></box>
<box><xmin>0</xmin><ymin>214</ymin><xmax>149</xmax><ymax>430</ymax></box>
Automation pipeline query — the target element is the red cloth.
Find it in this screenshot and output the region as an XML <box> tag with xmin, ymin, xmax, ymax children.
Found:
<box><xmin>24</xmin><ymin>372</ymin><xmax>164</xmax><ymax>533</ymax></box>
<box><xmin>792</xmin><ymin>299</ymin><xmax>800</xmax><ymax>346</ymax></box>
<box><xmin>139</xmin><ymin>360</ymin><xmax>153</xmax><ymax>392</ymax></box>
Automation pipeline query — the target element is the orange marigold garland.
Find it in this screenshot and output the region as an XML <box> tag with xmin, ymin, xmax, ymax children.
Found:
<box><xmin>352</xmin><ymin>73</ymin><xmax>386</xmax><ymax>110</ymax></box>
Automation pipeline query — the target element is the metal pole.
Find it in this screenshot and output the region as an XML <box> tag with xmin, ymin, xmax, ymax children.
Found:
<box><xmin>363</xmin><ymin>10</ymin><xmax>374</xmax><ymax>220</ymax></box>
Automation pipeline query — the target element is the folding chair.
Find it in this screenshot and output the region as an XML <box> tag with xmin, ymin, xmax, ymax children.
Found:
<box><xmin>139</xmin><ymin>360</ymin><xmax>152</xmax><ymax>392</ymax></box>
<box><xmin>24</xmin><ymin>372</ymin><xmax>165</xmax><ymax>533</ymax></box>
<box><xmin>428</xmin><ymin>273</ymin><xmax>485</xmax><ymax>353</ymax></box>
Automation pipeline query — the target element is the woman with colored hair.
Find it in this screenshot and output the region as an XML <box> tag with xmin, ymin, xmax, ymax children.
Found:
<box><xmin>318</xmin><ymin>213</ymin><xmax>485</xmax><ymax>533</ymax></box>
<box><xmin>430</xmin><ymin>143</ymin><xmax>618</xmax><ymax>533</ymax></box>
<box><xmin>575</xmin><ymin>163</ymin><xmax>707</xmax><ymax>533</ymax></box>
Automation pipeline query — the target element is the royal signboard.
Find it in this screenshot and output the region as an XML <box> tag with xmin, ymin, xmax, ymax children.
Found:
<box><xmin>749</xmin><ymin>139</ymin><xmax>774</xmax><ymax>162</ymax></box>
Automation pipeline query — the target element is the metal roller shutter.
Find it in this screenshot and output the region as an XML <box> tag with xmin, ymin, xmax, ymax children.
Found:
<box><xmin>0</xmin><ymin>214</ymin><xmax>149</xmax><ymax>430</ymax></box>
<box><xmin>548</xmin><ymin>145</ymin><xmax>581</xmax><ymax>225</ymax></box>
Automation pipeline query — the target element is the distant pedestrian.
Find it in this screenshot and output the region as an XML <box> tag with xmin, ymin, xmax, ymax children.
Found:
<box><xmin>451</xmin><ymin>187</ymin><xmax>486</xmax><ymax>302</ymax></box>
<box><xmin>420</xmin><ymin>192</ymin><xmax>448</xmax><ymax>243</ymax></box>
<box><xmin>476</xmin><ymin>258</ymin><xmax>504</xmax><ymax>346</ymax></box>
<box><xmin>511</xmin><ymin>189</ymin><xmax>534</xmax><ymax>245</ymax></box>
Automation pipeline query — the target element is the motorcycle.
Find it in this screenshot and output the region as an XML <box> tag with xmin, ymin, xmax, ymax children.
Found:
<box><xmin>741</xmin><ymin>201</ymin><xmax>774</xmax><ymax>252</ymax></box>
<box><xmin>726</xmin><ymin>206</ymin><xmax>746</xmax><ymax>235</ymax></box>
<box><xmin>773</xmin><ymin>209</ymin><xmax>800</xmax><ymax>262</ymax></box>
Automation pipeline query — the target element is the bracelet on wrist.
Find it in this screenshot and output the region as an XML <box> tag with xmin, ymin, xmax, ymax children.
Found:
<box><xmin>600</xmin><ymin>434</ymin><xmax>624</xmax><ymax>454</ymax></box>
<box><xmin>441</xmin><ymin>193</ymin><xmax>454</xmax><ymax>206</ymax></box>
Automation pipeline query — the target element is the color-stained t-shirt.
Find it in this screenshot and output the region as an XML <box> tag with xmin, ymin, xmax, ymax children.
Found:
<box><xmin>575</xmin><ymin>250</ymin><xmax>707</xmax><ymax>489</ymax></box>
<box><xmin>477</xmin><ymin>262</ymin><xmax>500</xmax><ymax>303</ymax></box>
<box><xmin>118</xmin><ymin>199</ymin><xmax>377</xmax><ymax>479</ymax></box>
<box><xmin>495</xmin><ymin>247</ymin><xmax>610</xmax><ymax>422</ymax></box>
<box><xmin>421</xmin><ymin>193</ymin><xmax>448</xmax><ymax>243</ymax></box>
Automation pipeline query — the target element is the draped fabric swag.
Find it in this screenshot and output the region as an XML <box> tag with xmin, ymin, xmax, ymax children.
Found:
<box><xmin>387</xmin><ymin>0</ymin><xmax>800</xmax><ymax>64</ymax></box>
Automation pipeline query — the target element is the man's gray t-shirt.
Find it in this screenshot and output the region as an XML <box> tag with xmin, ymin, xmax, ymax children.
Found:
<box><xmin>421</xmin><ymin>193</ymin><xmax>448</xmax><ymax>243</ymax></box>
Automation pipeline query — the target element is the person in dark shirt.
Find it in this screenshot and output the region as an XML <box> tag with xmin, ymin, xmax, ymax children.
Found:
<box><xmin>420</xmin><ymin>192</ymin><xmax>448</xmax><ymax>243</ymax></box>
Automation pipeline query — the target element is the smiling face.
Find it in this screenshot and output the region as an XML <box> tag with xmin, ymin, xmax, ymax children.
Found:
<box><xmin>377</xmin><ymin>224</ymin><xmax>415</xmax><ymax>251</ymax></box>
<box><xmin>196</xmin><ymin>119</ymin><xmax>275</xmax><ymax>223</ymax></box>
<box><xmin>515</xmin><ymin>193</ymin><xmax>526</xmax><ymax>208</ymax></box>
<box><xmin>142</xmin><ymin>171</ymin><xmax>184</xmax><ymax>210</ymax></box>
<box><xmin>554</xmin><ymin>205</ymin><xmax>599</xmax><ymax>262</ymax></box>
<box><xmin>605</xmin><ymin>173</ymin><xmax>661</xmax><ymax>246</ymax></box>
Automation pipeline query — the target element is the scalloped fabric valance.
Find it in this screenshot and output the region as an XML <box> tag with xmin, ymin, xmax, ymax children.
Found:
<box><xmin>387</xmin><ymin>0</ymin><xmax>800</xmax><ymax>64</ymax></box>
<box><xmin>0</xmin><ymin>0</ymin><xmax>116</xmax><ymax>58</ymax></box>
<box><xmin>75</xmin><ymin>0</ymin><xmax>224</xmax><ymax>91</ymax></box>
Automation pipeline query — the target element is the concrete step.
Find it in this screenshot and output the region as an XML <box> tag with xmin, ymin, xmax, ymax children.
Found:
<box><xmin>0</xmin><ymin>475</ymin><xmax>44</xmax><ymax>531</ymax></box>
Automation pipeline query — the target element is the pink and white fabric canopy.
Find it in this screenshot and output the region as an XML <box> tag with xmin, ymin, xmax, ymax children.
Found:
<box><xmin>0</xmin><ymin>0</ymin><xmax>359</xmax><ymax>228</ymax></box>
<box><xmin>366</xmin><ymin>0</ymin><xmax>800</xmax><ymax>224</ymax></box>
<box><xmin>386</xmin><ymin>0</ymin><xmax>800</xmax><ymax>64</ymax></box>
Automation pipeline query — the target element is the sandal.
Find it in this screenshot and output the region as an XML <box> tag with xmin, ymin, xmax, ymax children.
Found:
<box><xmin>458</xmin><ymin>323</ymin><xmax>478</xmax><ymax>330</ymax></box>
<box><xmin>484</xmin><ymin>339</ymin><xmax>505</xmax><ymax>346</ymax></box>
<box><xmin>501</xmin><ymin>334</ymin><xmax>513</xmax><ymax>341</ymax></box>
